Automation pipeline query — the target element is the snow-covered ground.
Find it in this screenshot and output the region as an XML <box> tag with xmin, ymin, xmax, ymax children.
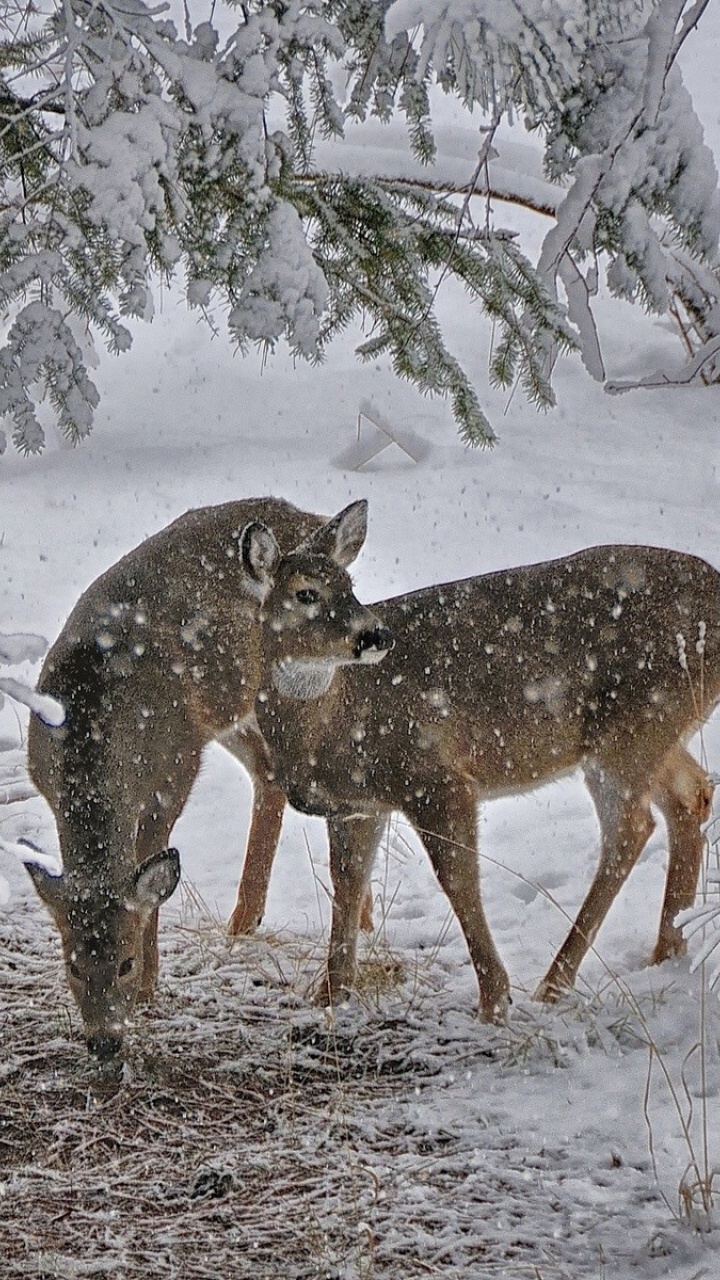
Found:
<box><xmin>4</xmin><ymin>12</ymin><xmax>720</xmax><ymax>1279</ymax></box>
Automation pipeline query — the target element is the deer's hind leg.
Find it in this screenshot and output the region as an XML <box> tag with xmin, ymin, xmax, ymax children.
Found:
<box><xmin>536</xmin><ymin>762</ymin><xmax>656</xmax><ymax>1004</ymax></box>
<box><xmin>649</xmin><ymin>744</ymin><xmax>713</xmax><ymax>966</ymax></box>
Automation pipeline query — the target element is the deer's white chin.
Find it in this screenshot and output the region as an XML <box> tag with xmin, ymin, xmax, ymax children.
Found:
<box><xmin>358</xmin><ymin>646</ymin><xmax>389</xmax><ymax>665</ymax></box>
<box><xmin>271</xmin><ymin>658</ymin><xmax>339</xmax><ymax>701</ymax></box>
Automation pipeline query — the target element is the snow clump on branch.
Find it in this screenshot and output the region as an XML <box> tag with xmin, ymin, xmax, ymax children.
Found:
<box><xmin>2</xmin><ymin>0</ymin><xmax>720</xmax><ymax>452</ymax></box>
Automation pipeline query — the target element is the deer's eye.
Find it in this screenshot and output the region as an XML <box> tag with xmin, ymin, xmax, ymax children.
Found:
<box><xmin>118</xmin><ymin>957</ymin><xmax>134</xmax><ymax>978</ymax></box>
<box><xmin>69</xmin><ymin>962</ymin><xmax>81</xmax><ymax>980</ymax></box>
<box><xmin>296</xmin><ymin>588</ymin><xmax>320</xmax><ymax>606</ymax></box>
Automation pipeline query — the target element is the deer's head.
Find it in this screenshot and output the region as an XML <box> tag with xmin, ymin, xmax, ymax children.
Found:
<box><xmin>240</xmin><ymin>500</ymin><xmax>393</xmax><ymax>699</ymax></box>
<box><xmin>25</xmin><ymin>847</ymin><xmax>180</xmax><ymax>1065</ymax></box>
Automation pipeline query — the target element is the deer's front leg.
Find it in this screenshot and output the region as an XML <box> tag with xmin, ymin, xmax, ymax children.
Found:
<box><xmin>228</xmin><ymin>780</ymin><xmax>287</xmax><ymax>935</ymax></box>
<box><xmin>320</xmin><ymin>812</ymin><xmax>385</xmax><ymax>1006</ymax></box>
<box><xmin>406</xmin><ymin>782</ymin><xmax>510</xmax><ymax>1024</ymax></box>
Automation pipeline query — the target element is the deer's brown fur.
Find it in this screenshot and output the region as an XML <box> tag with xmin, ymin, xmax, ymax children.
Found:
<box><xmin>248</xmin><ymin>541</ymin><xmax>717</xmax><ymax>1021</ymax></box>
<box><xmin>25</xmin><ymin>497</ymin><xmax>338</xmax><ymax>1064</ymax></box>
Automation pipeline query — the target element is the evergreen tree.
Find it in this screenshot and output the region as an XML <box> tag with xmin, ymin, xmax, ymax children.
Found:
<box><xmin>0</xmin><ymin>0</ymin><xmax>717</xmax><ymax>454</ymax></box>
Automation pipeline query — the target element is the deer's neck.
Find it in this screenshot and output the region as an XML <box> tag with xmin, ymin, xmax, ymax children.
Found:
<box><xmin>269</xmin><ymin>656</ymin><xmax>340</xmax><ymax>701</ymax></box>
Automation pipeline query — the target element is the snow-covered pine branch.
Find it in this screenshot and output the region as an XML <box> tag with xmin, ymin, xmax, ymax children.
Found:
<box><xmin>1</xmin><ymin>1</ymin><xmax>719</xmax><ymax>453</ymax></box>
<box><xmin>0</xmin><ymin>676</ymin><xmax>65</xmax><ymax>729</ymax></box>
<box><xmin>0</xmin><ymin>742</ymin><xmax>38</xmax><ymax>806</ymax></box>
<box><xmin>386</xmin><ymin>0</ymin><xmax>720</xmax><ymax>390</ymax></box>
<box><xmin>0</xmin><ymin>632</ymin><xmax>47</xmax><ymax>666</ymax></box>
<box><xmin>0</xmin><ymin>630</ymin><xmax>63</xmax><ymax>808</ymax></box>
<box><xmin>0</xmin><ymin>631</ymin><xmax>64</xmax><ymax>727</ymax></box>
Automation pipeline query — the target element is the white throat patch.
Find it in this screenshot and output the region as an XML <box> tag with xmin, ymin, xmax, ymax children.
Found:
<box><xmin>271</xmin><ymin>658</ymin><xmax>339</xmax><ymax>700</ymax></box>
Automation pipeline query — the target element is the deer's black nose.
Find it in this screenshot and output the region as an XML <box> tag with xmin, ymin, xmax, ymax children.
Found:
<box><xmin>87</xmin><ymin>1033</ymin><xmax>122</xmax><ymax>1063</ymax></box>
<box><xmin>355</xmin><ymin>625</ymin><xmax>394</xmax><ymax>660</ymax></box>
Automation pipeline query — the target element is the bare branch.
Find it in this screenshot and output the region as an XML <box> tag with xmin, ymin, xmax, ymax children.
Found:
<box><xmin>672</xmin><ymin>0</ymin><xmax>714</xmax><ymax>59</ymax></box>
<box><xmin>605</xmin><ymin>333</ymin><xmax>720</xmax><ymax>394</ymax></box>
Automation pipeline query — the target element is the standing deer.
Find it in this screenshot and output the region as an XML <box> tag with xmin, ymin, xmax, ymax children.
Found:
<box><xmin>240</xmin><ymin>533</ymin><xmax>716</xmax><ymax>1022</ymax></box>
<box><xmin>25</xmin><ymin>497</ymin><xmax>379</xmax><ymax>1065</ymax></box>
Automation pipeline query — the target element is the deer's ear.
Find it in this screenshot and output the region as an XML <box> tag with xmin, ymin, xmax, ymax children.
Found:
<box><xmin>239</xmin><ymin>520</ymin><xmax>281</xmax><ymax>590</ymax></box>
<box><xmin>130</xmin><ymin>848</ymin><xmax>181</xmax><ymax>919</ymax></box>
<box><xmin>305</xmin><ymin>501</ymin><xmax>368</xmax><ymax>568</ymax></box>
<box><xmin>25</xmin><ymin>860</ymin><xmax>67</xmax><ymax>915</ymax></box>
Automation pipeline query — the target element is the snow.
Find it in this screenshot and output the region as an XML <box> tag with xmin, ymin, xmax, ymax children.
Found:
<box><xmin>3</xmin><ymin>7</ymin><xmax>720</xmax><ymax>1277</ymax></box>
<box><xmin>0</xmin><ymin>676</ymin><xmax>64</xmax><ymax>727</ymax></box>
<box><xmin>228</xmin><ymin>200</ymin><xmax>329</xmax><ymax>356</ymax></box>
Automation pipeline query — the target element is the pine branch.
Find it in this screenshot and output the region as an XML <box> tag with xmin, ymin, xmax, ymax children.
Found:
<box><xmin>1</xmin><ymin>0</ymin><xmax>719</xmax><ymax>453</ymax></box>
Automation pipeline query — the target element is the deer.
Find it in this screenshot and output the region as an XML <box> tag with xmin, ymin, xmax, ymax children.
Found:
<box><xmin>24</xmin><ymin>497</ymin><xmax>385</xmax><ymax>1067</ymax></box>
<box><xmin>239</xmin><ymin>530</ymin><xmax>717</xmax><ymax>1023</ymax></box>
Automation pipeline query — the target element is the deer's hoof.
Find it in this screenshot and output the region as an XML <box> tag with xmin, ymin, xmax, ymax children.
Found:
<box><xmin>648</xmin><ymin>933</ymin><xmax>687</xmax><ymax>967</ymax></box>
<box><xmin>479</xmin><ymin>991</ymin><xmax>511</xmax><ymax>1024</ymax></box>
<box><xmin>227</xmin><ymin>909</ymin><xmax>261</xmax><ymax>937</ymax></box>
<box><xmin>533</xmin><ymin>973</ymin><xmax>568</xmax><ymax>1005</ymax></box>
<box><xmin>314</xmin><ymin>977</ymin><xmax>353</xmax><ymax>1009</ymax></box>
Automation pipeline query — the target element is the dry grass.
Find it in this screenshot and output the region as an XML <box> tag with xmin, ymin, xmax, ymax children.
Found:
<box><xmin>0</xmin><ymin>912</ymin><xmax>499</xmax><ymax>1280</ymax></box>
<box><xmin>0</xmin><ymin>907</ymin><xmax>678</xmax><ymax>1280</ymax></box>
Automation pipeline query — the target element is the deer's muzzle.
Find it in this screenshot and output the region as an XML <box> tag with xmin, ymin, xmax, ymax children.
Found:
<box><xmin>87</xmin><ymin>1033</ymin><xmax>123</xmax><ymax>1063</ymax></box>
<box><xmin>354</xmin><ymin>625</ymin><xmax>394</xmax><ymax>662</ymax></box>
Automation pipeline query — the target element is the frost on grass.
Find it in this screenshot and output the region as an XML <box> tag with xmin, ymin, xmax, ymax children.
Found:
<box><xmin>1</xmin><ymin>905</ymin><xmax>718</xmax><ymax>1279</ymax></box>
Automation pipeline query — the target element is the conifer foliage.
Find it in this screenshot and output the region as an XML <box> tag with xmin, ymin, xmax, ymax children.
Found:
<box><xmin>0</xmin><ymin>1</ymin><xmax>718</xmax><ymax>453</ymax></box>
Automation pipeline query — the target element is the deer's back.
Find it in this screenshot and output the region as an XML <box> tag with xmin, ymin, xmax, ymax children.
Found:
<box><xmin>264</xmin><ymin>544</ymin><xmax>720</xmax><ymax>812</ymax></box>
<box><xmin>29</xmin><ymin>498</ymin><xmax>324</xmax><ymax>803</ymax></box>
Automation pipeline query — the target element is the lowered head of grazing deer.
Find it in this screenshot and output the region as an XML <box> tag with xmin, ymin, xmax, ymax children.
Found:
<box><xmin>26</xmin><ymin>851</ymin><xmax>181</xmax><ymax>1066</ymax></box>
<box><xmin>24</xmin><ymin>634</ymin><xmax>183</xmax><ymax>1066</ymax></box>
<box><xmin>24</xmin><ymin>496</ymin><xmax>370</xmax><ymax>1068</ymax></box>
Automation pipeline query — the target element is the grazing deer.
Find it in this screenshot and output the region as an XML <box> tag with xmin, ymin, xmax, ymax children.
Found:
<box><xmin>241</xmin><ymin>537</ymin><xmax>716</xmax><ymax>1022</ymax></box>
<box><xmin>24</xmin><ymin>498</ymin><xmax>379</xmax><ymax>1065</ymax></box>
